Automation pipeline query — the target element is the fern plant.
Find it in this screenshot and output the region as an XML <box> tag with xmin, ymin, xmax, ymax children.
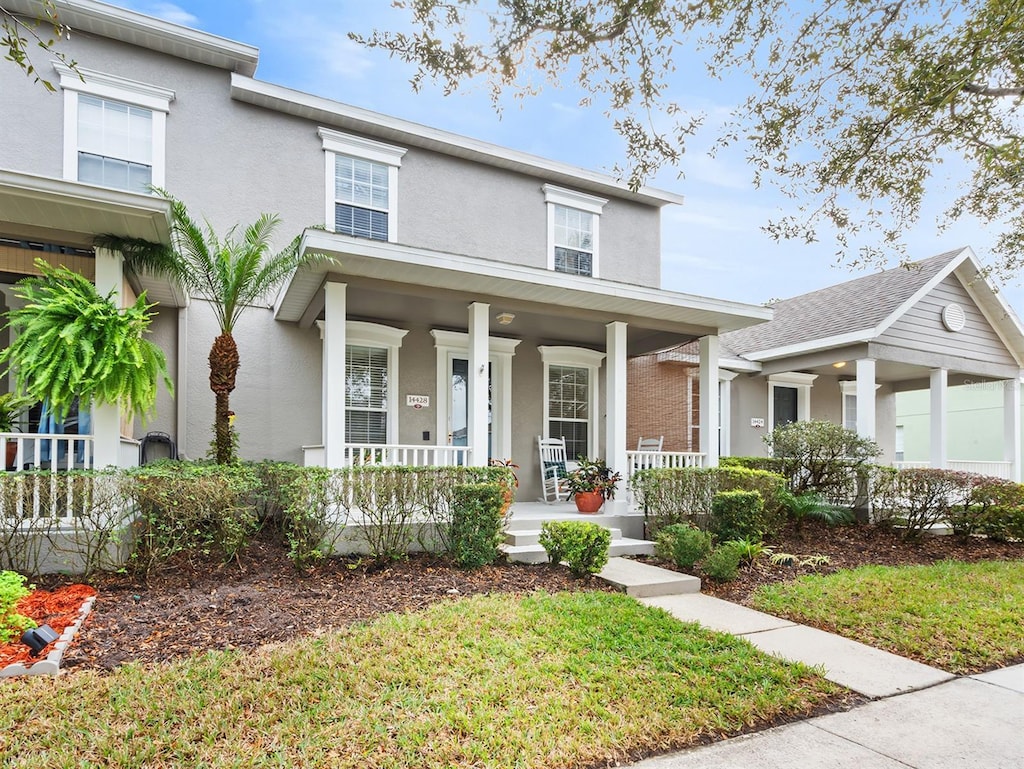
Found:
<box><xmin>0</xmin><ymin>261</ymin><xmax>171</xmax><ymax>423</ymax></box>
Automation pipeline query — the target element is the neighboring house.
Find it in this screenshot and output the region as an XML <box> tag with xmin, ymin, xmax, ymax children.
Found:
<box><xmin>630</xmin><ymin>248</ymin><xmax>1024</xmax><ymax>480</ymax></box>
<box><xmin>0</xmin><ymin>0</ymin><xmax>771</xmax><ymax>501</ymax></box>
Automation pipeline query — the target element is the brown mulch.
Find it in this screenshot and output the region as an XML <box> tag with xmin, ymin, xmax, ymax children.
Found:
<box><xmin>40</xmin><ymin>521</ymin><xmax>1023</xmax><ymax>674</ymax></box>
<box><xmin>52</xmin><ymin>532</ymin><xmax>616</xmax><ymax>673</ymax></box>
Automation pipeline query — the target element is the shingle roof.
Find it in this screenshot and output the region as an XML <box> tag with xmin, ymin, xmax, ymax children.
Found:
<box><xmin>718</xmin><ymin>249</ymin><xmax>964</xmax><ymax>357</ymax></box>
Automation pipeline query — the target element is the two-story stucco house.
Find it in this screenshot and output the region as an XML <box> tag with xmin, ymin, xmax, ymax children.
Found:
<box><xmin>0</xmin><ymin>0</ymin><xmax>770</xmax><ymax>502</ymax></box>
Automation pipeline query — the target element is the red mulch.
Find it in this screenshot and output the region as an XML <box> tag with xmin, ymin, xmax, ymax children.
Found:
<box><xmin>0</xmin><ymin>584</ymin><xmax>96</xmax><ymax>667</ymax></box>
<box><xmin>15</xmin><ymin>521</ymin><xmax>1023</xmax><ymax>675</ymax></box>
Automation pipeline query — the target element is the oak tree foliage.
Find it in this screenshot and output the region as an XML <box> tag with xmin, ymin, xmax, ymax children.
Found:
<box><xmin>2</xmin><ymin>0</ymin><xmax>76</xmax><ymax>91</ymax></box>
<box><xmin>356</xmin><ymin>1</ymin><xmax>1024</xmax><ymax>276</ymax></box>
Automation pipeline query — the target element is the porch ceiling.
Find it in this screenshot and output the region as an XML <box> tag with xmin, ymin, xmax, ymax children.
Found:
<box><xmin>276</xmin><ymin>230</ymin><xmax>772</xmax><ymax>350</ymax></box>
<box><xmin>0</xmin><ymin>169</ymin><xmax>184</xmax><ymax>306</ymax></box>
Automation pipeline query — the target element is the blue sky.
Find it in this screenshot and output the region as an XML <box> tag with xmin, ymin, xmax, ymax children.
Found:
<box><xmin>119</xmin><ymin>1</ymin><xmax>1021</xmax><ymax>315</ymax></box>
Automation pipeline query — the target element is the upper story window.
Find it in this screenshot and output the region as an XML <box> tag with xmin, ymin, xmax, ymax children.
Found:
<box><xmin>543</xmin><ymin>184</ymin><xmax>607</xmax><ymax>277</ymax></box>
<box><xmin>55</xmin><ymin>63</ymin><xmax>174</xmax><ymax>194</ymax></box>
<box><xmin>319</xmin><ymin>128</ymin><xmax>406</xmax><ymax>243</ymax></box>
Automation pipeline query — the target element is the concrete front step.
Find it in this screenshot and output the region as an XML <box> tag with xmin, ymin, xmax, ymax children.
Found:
<box><xmin>505</xmin><ymin>527</ymin><xmax>623</xmax><ymax>547</ymax></box>
<box><xmin>598</xmin><ymin>557</ymin><xmax>702</xmax><ymax>598</ymax></box>
<box><xmin>502</xmin><ymin>537</ymin><xmax>655</xmax><ymax>565</ymax></box>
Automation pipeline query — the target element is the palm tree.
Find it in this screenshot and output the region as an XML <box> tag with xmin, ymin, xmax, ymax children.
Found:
<box><xmin>98</xmin><ymin>194</ymin><xmax>329</xmax><ymax>463</ymax></box>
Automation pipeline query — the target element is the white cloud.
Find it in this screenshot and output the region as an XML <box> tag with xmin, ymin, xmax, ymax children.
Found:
<box><xmin>126</xmin><ymin>2</ymin><xmax>198</xmax><ymax>27</ymax></box>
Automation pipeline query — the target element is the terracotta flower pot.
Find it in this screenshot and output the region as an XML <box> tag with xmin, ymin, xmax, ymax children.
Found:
<box><xmin>574</xmin><ymin>490</ymin><xmax>604</xmax><ymax>514</ymax></box>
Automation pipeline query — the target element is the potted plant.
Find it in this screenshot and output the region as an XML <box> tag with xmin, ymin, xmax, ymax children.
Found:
<box><xmin>565</xmin><ymin>457</ymin><xmax>622</xmax><ymax>513</ymax></box>
<box><xmin>0</xmin><ymin>393</ymin><xmax>34</xmax><ymax>470</ymax></box>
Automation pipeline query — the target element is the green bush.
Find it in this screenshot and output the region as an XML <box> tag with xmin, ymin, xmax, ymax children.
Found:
<box><xmin>720</xmin><ymin>456</ymin><xmax>789</xmax><ymax>475</ymax></box>
<box><xmin>702</xmin><ymin>542</ymin><xmax>744</xmax><ymax>581</ymax></box>
<box><xmin>0</xmin><ymin>570</ymin><xmax>35</xmax><ymax>644</ymax></box>
<box><xmin>778</xmin><ymin>489</ymin><xmax>854</xmax><ymax>528</ymax></box>
<box><xmin>710</xmin><ymin>489</ymin><xmax>765</xmax><ymax>542</ymax></box>
<box><xmin>871</xmin><ymin>467</ymin><xmax>975</xmax><ymax>539</ymax></box>
<box><xmin>124</xmin><ymin>461</ymin><xmax>260</xmax><ymax>573</ymax></box>
<box><xmin>764</xmin><ymin>419</ymin><xmax>880</xmax><ymax>501</ymax></box>
<box><xmin>246</xmin><ymin>460</ymin><xmax>304</xmax><ymax>527</ymax></box>
<box><xmin>450</xmin><ymin>483</ymin><xmax>506</xmax><ymax>568</ymax></box>
<box><xmin>950</xmin><ymin>477</ymin><xmax>1024</xmax><ymax>541</ymax></box>
<box><xmin>632</xmin><ymin>466</ymin><xmax>786</xmax><ymax>539</ymax></box>
<box><xmin>655</xmin><ymin>523</ymin><xmax>713</xmax><ymax>569</ymax></box>
<box><xmin>538</xmin><ymin>520</ymin><xmax>611</xmax><ymax>577</ymax></box>
<box><xmin>281</xmin><ymin>467</ymin><xmax>350</xmax><ymax>569</ymax></box>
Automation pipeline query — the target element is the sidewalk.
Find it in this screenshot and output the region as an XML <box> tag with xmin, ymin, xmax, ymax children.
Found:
<box><xmin>606</xmin><ymin>564</ymin><xmax>1024</xmax><ymax>768</ymax></box>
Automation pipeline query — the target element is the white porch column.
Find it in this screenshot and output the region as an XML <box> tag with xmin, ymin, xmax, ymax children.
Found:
<box><xmin>719</xmin><ymin>370</ymin><xmax>737</xmax><ymax>460</ymax></box>
<box><xmin>855</xmin><ymin>358</ymin><xmax>876</xmax><ymax>441</ymax></box>
<box><xmin>699</xmin><ymin>335</ymin><xmax>720</xmax><ymax>467</ymax></box>
<box><xmin>323</xmin><ymin>282</ymin><xmax>347</xmax><ymax>469</ymax></box>
<box><xmin>1004</xmin><ymin>376</ymin><xmax>1021</xmax><ymax>481</ymax></box>
<box><xmin>92</xmin><ymin>248</ymin><xmax>123</xmax><ymax>468</ymax></box>
<box><xmin>467</xmin><ymin>302</ymin><xmax>489</xmax><ymax>466</ymax></box>
<box><xmin>930</xmin><ymin>368</ymin><xmax>947</xmax><ymax>469</ymax></box>
<box><xmin>605</xmin><ymin>321</ymin><xmax>628</xmax><ymax>477</ymax></box>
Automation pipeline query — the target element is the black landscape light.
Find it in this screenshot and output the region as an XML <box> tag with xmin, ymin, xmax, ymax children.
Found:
<box><xmin>21</xmin><ymin>624</ymin><xmax>59</xmax><ymax>657</ymax></box>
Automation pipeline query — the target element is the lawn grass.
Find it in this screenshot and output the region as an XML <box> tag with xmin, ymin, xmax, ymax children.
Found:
<box><xmin>0</xmin><ymin>591</ymin><xmax>838</xmax><ymax>768</ymax></box>
<box><xmin>752</xmin><ymin>559</ymin><xmax>1024</xmax><ymax>674</ymax></box>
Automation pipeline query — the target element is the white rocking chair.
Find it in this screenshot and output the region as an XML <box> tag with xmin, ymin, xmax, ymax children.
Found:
<box><xmin>637</xmin><ymin>436</ymin><xmax>664</xmax><ymax>452</ymax></box>
<box><xmin>537</xmin><ymin>436</ymin><xmax>579</xmax><ymax>503</ymax></box>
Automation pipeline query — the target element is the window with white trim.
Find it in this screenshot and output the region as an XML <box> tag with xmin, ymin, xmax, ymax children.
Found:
<box><xmin>346</xmin><ymin>344</ymin><xmax>389</xmax><ymax>443</ymax></box>
<box><xmin>543</xmin><ymin>185</ymin><xmax>606</xmax><ymax>277</ymax></box>
<box><xmin>55</xmin><ymin>63</ymin><xmax>174</xmax><ymax>193</ymax></box>
<box><xmin>539</xmin><ymin>346</ymin><xmax>605</xmax><ymax>460</ymax></box>
<box><xmin>343</xmin><ymin>321</ymin><xmax>408</xmax><ymax>445</ymax></box>
<box><xmin>319</xmin><ymin>128</ymin><xmax>405</xmax><ymax>243</ymax></box>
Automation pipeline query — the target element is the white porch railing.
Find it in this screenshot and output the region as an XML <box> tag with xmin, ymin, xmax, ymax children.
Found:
<box><xmin>343</xmin><ymin>444</ymin><xmax>472</xmax><ymax>467</ymax></box>
<box><xmin>893</xmin><ymin>460</ymin><xmax>1016</xmax><ymax>480</ymax></box>
<box><xmin>625</xmin><ymin>450</ymin><xmax>705</xmax><ymax>482</ymax></box>
<box><xmin>0</xmin><ymin>433</ymin><xmax>95</xmax><ymax>471</ymax></box>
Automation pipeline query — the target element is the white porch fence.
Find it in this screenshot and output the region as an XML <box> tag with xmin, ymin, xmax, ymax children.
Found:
<box><xmin>1</xmin><ymin>433</ymin><xmax>95</xmax><ymax>472</ymax></box>
<box><xmin>625</xmin><ymin>450</ymin><xmax>705</xmax><ymax>484</ymax></box>
<box><xmin>344</xmin><ymin>444</ymin><xmax>472</xmax><ymax>466</ymax></box>
<box><xmin>893</xmin><ymin>460</ymin><xmax>1015</xmax><ymax>480</ymax></box>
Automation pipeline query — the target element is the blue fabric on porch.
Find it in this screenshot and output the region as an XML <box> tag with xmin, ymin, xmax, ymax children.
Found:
<box><xmin>38</xmin><ymin>401</ymin><xmax>90</xmax><ymax>464</ymax></box>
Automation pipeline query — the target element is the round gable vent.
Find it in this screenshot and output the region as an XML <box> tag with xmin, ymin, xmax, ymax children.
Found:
<box><xmin>941</xmin><ymin>303</ymin><xmax>966</xmax><ymax>332</ymax></box>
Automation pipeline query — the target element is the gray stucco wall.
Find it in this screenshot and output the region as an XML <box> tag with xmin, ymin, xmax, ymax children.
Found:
<box><xmin>728</xmin><ymin>372</ymin><xmax>895</xmax><ymax>461</ymax></box>
<box><xmin>0</xmin><ymin>33</ymin><xmax>664</xmax><ymax>288</ymax></box>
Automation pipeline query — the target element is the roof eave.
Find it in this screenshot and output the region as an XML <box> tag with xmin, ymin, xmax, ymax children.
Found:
<box><xmin>276</xmin><ymin>229</ymin><xmax>770</xmax><ymax>334</ymax></box>
<box><xmin>7</xmin><ymin>0</ymin><xmax>259</xmax><ymax>75</ymax></box>
<box><xmin>230</xmin><ymin>75</ymin><xmax>685</xmax><ymax>208</ymax></box>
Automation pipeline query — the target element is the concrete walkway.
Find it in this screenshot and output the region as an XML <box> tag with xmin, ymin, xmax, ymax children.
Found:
<box><xmin>594</xmin><ymin>559</ymin><xmax>1024</xmax><ymax>767</ymax></box>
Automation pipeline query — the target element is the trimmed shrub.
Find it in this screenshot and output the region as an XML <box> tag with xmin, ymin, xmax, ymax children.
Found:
<box><xmin>953</xmin><ymin>477</ymin><xmax>1024</xmax><ymax>541</ymax></box>
<box><xmin>538</xmin><ymin>520</ymin><xmax>611</xmax><ymax>577</ymax></box>
<box><xmin>710</xmin><ymin>490</ymin><xmax>765</xmax><ymax>542</ymax></box>
<box><xmin>702</xmin><ymin>541</ymin><xmax>744</xmax><ymax>581</ymax></box>
<box><xmin>124</xmin><ymin>461</ymin><xmax>260</xmax><ymax>573</ymax></box>
<box><xmin>654</xmin><ymin>523</ymin><xmax>713</xmax><ymax>570</ymax></box>
<box><xmin>764</xmin><ymin>420</ymin><xmax>881</xmax><ymax>501</ymax></box>
<box><xmin>720</xmin><ymin>456</ymin><xmax>789</xmax><ymax>475</ymax></box>
<box><xmin>871</xmin><ymin>467</ymin><xmax>975</xmax><ymax>539</ymax></box>
<box><xmin>247</xmin><ymin>460</ymin><xmax>304</xmax><ymax>527</ymax></box>
<box><xmin>282</xmin><ymin>467</ymin><xmax>351</xmax><ymax>569</ymax></box>
<box><xmin>632</xmin><ymin>466</ymin><xmax>787</xmax><ymax>540</ymax></box>
<box><xmin>0</xmin><ymin>570</ymin><xmax>35</xmax><ymax>643</ymax></box>
<box><xmin>450</xmin><ymin>483</ymin><xmax>506</xmax><ymax>568</ymax></box>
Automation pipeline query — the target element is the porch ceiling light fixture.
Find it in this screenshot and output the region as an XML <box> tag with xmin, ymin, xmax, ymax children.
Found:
<box><xmin>832</xmin><ymin>361</ymin><xmax>847</xmax><ymax>369</ymax></box>
<box><xmin>21</xmin><ymin>624</ymin><xmax>59</xmax><ymax>657</ymax></box>
<box><xmin>495</xmin><ymin>312</ymin><xmax>515</xmax><ymax>325</ymax></box>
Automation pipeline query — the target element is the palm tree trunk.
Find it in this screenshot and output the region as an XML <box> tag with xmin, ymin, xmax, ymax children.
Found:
<box><xmin>209</xmin><ymin>332</ymin><xmax>239</xmax><ymax>464</ymax></box>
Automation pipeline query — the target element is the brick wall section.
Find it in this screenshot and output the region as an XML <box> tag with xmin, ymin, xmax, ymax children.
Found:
<box><xmin>627</xmin><ymin>355</ymin><xmax>700</xmax><ymax>452</ymax></box>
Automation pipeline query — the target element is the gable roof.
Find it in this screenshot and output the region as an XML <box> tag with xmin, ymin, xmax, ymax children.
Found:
<box><xmin>722</xmin><ymin>248</ymin><xmax>973</xmax><ymax>360</ymax></box>
<box><xmin>657</xmin><ymin>247</ymin><xmax>1024</xmax><ymax>370</ymax></box>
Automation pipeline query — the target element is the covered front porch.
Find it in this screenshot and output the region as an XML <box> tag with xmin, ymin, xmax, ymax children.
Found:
<box><xmin>0</xmin><ymin>170</ymin><xmax>179</xmax><ymax>470</ymax></box>
<box><xmin>276</xmin><ymin>228</ymin><xmax>771</xmax><ymax>502</ymax></box>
